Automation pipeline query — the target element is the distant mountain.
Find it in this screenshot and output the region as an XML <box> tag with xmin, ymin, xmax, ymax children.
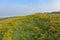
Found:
<box><xmin>50</xmin><ymin>11</ymin><xmax>60</xmax><ymax>14</ymax></box>
<box><xmin>0</xmin><ymin>13</ymin><xmax>60</xmax><ymax>40</ymax></box>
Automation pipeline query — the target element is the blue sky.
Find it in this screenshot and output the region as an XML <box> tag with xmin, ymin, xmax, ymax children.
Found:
<box><xmin>0</xmin><ymin>0</ymin><xmax>60</xmax><ymax>17</ymax></box>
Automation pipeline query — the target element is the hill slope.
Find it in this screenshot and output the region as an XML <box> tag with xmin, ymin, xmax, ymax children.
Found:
<box><xmin>0</xmin><ymin>14</ymin><xmax>60</xmax><ymax>40</ymax></box>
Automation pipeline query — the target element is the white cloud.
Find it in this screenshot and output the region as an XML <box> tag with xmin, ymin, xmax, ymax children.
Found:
<box><xmin>33</xmin><ymin>0</ymin><xmax>60</xmax><ymax>12</ymax></box>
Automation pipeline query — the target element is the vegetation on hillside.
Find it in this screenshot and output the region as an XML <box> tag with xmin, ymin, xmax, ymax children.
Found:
<box><xmin>0</xmin><ymin>13</ymin><xmax>60</xmax><ymax>40</ymax></box>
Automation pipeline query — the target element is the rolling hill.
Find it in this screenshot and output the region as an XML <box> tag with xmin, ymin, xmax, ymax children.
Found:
<box><xmin>0</xmin><ymin>13</ymin><xmax>60</xmax><ymax>40</ymax></box>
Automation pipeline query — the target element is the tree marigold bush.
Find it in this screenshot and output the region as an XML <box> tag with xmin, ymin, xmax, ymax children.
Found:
<box><xmin>0</xmin><ymin>13</ymin><xmax>60</xmax><ymax>40</ymax></box>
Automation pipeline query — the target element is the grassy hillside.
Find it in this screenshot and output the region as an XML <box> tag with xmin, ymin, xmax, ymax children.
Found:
<box><xmin>0</xmin><ymin>13</ymin><xmax>60</xmax><ymax>40</ymax></box>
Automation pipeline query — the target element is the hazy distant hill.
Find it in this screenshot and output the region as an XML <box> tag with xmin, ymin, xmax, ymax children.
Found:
<box><xmin>0</xmin><ymin>13</ymin><xmax>60</xmax><ymax>40</ymax></box>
